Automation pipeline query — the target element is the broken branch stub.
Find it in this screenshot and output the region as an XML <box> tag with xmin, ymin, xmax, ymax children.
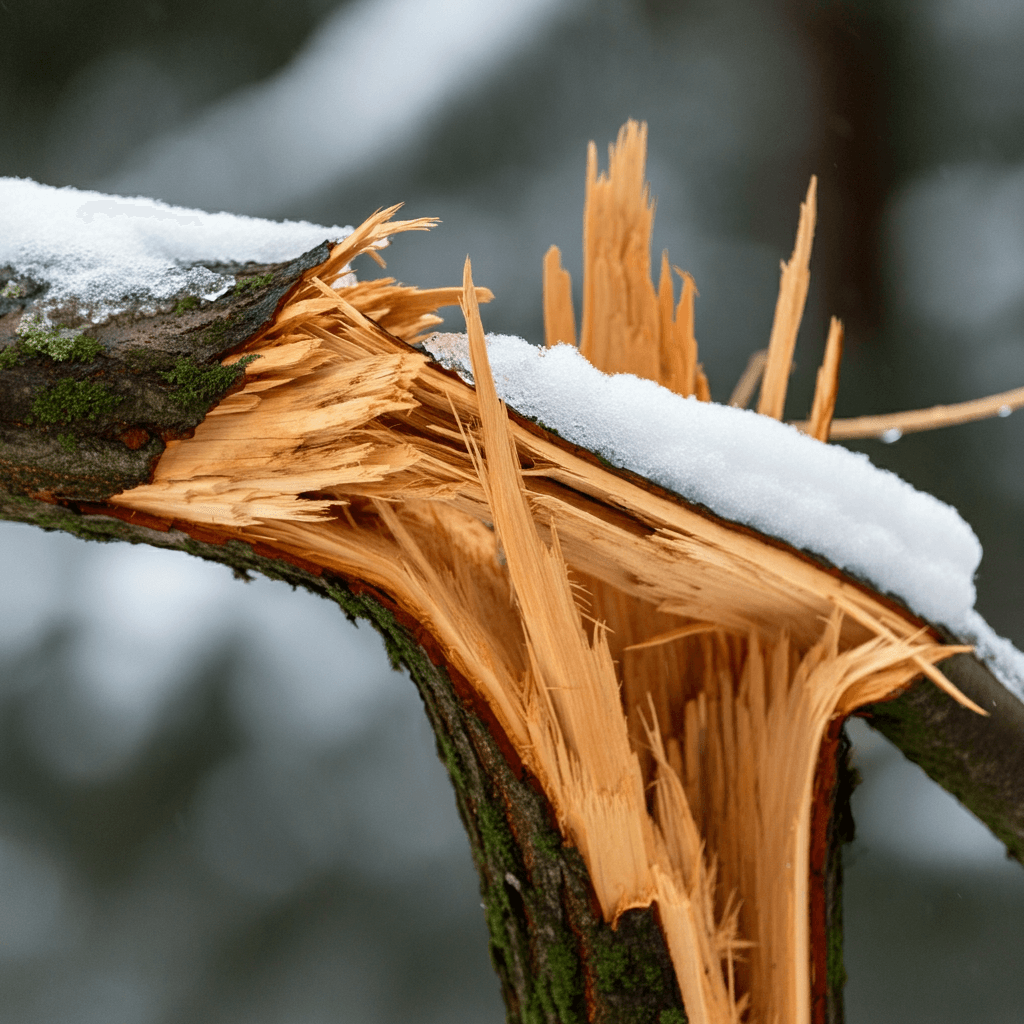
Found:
<box><xmin>2</xmin><ymin>119</ymin><xmax>1023</xmax><ymax>1024</ymax></box>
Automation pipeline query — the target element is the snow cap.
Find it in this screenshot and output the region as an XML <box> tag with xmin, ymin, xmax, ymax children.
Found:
<box><xmin>0</xmin><ymin>177</ymin><xmax>352</xmax><ymax>323</ymax></box>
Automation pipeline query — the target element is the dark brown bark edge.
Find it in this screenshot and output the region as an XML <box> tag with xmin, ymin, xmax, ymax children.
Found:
<box><xmin>811</xmin><ymin>721</ymin><xmax>857</xmax><ymax>1024</ymax></box>
<box><xmin>0</xmin><ymin>490</ymin><xmax>687</xmax><ymax>1024</ymax></box>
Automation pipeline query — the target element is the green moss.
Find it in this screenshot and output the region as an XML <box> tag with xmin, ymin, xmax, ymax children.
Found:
<box><xmin>203</xmin><ymin>314</ymin><xmax>234</xmax><ymax>346</ymax></box>
<box><xmin>57</xmin><ymin>432</ymin><xmax>77</xmax><ymax>453</ymax></box>
<box><xmin>159</xmin><ymin>353</ymin><xmax>259</xmax><ymax>413</ymax></box>
<box><xmin>122</xmin><ymin>348</ymin><xmax>161</xmax><ymax>373</ymax></box>
<box><xmin>484</xmin><ymin>881</ymin><xmax>512</xmax><ymax>946</ymax></box>
<box><xmin>659</xmin><ymin>1010</ymin><xmax>687</xmax><ymax>1024</ymax></box>
<box><xmin>234</xmin><ymin>272</ymin><xmax>274</xmax><ymax>295</ymax></box>
<box><xmin>0</xmin><ymin>345</ymin><xmax>18</xmax><ymax>370</ymax></box>
<box><xmin>17</xmin><ymin>313</ymin><xmax>103</xmax><ymax>363</ymax></box>
<box><xmin>481</xmin><ymin>875</ymin><xmax>516</xmax><ymax>978</ymax></box>
<box><xmin>58</xmin><ymin>335</ymin><xmax>103</xmax><ymax>363</ymax></box>
<box><xmin>0</xmin><ymin>493</ymin><xmax>146</xmax><ymax>542</ymax></box>
<box><xmin>532</xmin><ymin>827</ymin><xmax>564</xmax><ymax>860</ymax></box>
<box><xmin>435</xmin><ymin>733</ymin><xmax>467</xmax><ymax>790</ymax></box>
<box><xmin>544</xmin><ymin>938</ymin><xmax>583</xmax><ymax>1024</ymax></box>
<box><xmin>174</xmin><ymin>295</ymin><xmax>200</xmax><ymax>316</ymax></box>
<box><xmin>591</xmin><ymin>933</ymin><xmax>665</xmax><ymax>996</ymax></box>
<box><xmin>593</xmin><ymin>943</ymin><xmax>632</xmax><ymax>993</ymax></box>
<box><xmin>476</xmin><ymin>797</ymin><xmax>515</xmax><ymax>869</ymax></box>
<box><xmin>30</xmin><ymin>379</ymin><xmax>122</xmax><ymax>425</ymax></box>
<box><xmin>826</xmin><ymin>898</ymin><xmax>846</xmax><ymax>995</ymax></box>
<box><xmin>482</xmin><ymin>872</ymin><xmax>584</xmax><ymax>1024</ymax></box>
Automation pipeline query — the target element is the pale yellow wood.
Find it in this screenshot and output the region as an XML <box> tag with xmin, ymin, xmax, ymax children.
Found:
<box><xmin>805</xmin><ymin>317</ymin><xmax>844</xmax><ymax>442</ymax></box>
<box><xmin>758</xmin><ymin>178</ymin><xmax>817</xmax><ymax>420</ymax></box>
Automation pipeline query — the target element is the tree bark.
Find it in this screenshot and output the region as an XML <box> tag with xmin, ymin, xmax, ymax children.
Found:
<box><xmin>862</xmin><ymin>650</ymin><xmax>1024</xmax><ymax>864</ymax></box>
<box><xmin>0</xmin><ymin>244</ymin><xmax>331</xmax><ymax>500</ymax></box>
<box><xmin>2</xmin><ymin>250</ymin><xmax>1022</xmax><ymax>1023</ymax></box>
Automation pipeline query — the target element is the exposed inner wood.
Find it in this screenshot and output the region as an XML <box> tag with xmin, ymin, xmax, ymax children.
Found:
<box><xmin>543</xmin><ymin>244</ymin><xmax>577</xmax><ymax>349</ymax></box>
<box><xmin>806</xmin><ymin>317</ymin><xmax>844</xmax><ymax>443</ymax></box>
<box><xmin>108</xmin><ymin>122</ymin><xmax>981</xmax><ymax>1024</ymax></box>
<box><xmin>576</xmin><ymin>121</ymin><xmax>710</xmax><ymax>401</ymax></box>
<box><xmin>757</xmin><ymin>177</ymin><xmax>816</xmax><ymax>421</ymax></box>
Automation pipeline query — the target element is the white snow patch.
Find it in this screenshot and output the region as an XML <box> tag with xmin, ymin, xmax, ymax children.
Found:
<box><xmin>0</xmin><ymin>177</ymin><xmax>352</xmax><ymax>323</ymax></box>
<box><xmin>424</xmin><ymin>331</ymin><xmax>1024</xmax><ymax>699</ymax></box>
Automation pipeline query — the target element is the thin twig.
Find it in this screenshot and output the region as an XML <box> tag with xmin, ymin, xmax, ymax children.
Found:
<box><xmin>793</xmin><ymin>384</ymin><xmax>1024</xmax><ymax>440</ymax></box>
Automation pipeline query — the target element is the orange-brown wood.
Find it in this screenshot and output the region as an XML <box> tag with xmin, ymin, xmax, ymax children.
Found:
<box><xmin>543</xmin><ymin>244</ymin><xmax>577</xmax><ymax>348</ymax></box>
<box><xmin>806</xmin><ymin>317</ymin><xmax>844</xmax><ymax>442</ymax></box>
<box><xmin>758</xmin><ymin>178</ymin><xmax>817</xmax><ymax>420</ymax></box>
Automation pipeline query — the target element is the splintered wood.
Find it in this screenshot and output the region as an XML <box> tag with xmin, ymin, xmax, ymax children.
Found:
<box><xmin>569</xmin><ymin>120</ymin><xmax>710</xmax><ymax>400</ymax></box>
<box><xmin>112</xmin><ymin>123</ymin><xmax>978</xmax><ymax>1024</ymax></box>
<box><xmin>758</xmin><ymin>178</ymin><xmax>817</xmax><ymax>421</ymax></box>
<box><xmin>806</xmin><ymin>318</ymin><xmax>844</xmax><ymax>442</ymax></box>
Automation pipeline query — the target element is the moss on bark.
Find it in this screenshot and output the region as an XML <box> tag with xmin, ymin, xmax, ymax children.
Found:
<box><xmin>0</xmin><ymin>243</ymin><xmax>329</xmax><ymax>502</ymax></box>
<box><xmin>861</xmin><ymin>652</ymin><xmax>1024</xmax><ymax>866</ymax></box>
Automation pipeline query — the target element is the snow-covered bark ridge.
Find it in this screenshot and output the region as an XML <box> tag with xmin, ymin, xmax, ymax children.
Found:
<box><xmin>0</xmin><ymin>177</ymin><xmax>352</xmax><ymax>323</ymax></box>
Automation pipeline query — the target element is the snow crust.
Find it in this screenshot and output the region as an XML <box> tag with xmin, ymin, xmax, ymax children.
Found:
<box><xmin>0</xmin><ymin>178</ymin><xmax>352</xmax><ymax>323</ymax></box>
<box><xmin>425</xmin><ymin>332</ymin><xmax>1024</xmax><ymax>700</ymax></box>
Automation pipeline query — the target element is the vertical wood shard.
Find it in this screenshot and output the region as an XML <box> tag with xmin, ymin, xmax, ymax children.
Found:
<box><xmin>806</xmin><ymin>317</ymin><xmax>844</xmax><ymax>442</ymax></box>
<box><xmin>672</xmin><ymin>268</ymin><xmax>711</xmax><ymax>400</ymax></box>
<box><xmin>577</xmin><ymin>119</ymin><xmax>709</xmax><ymax>399</ymax></box>
<box><xmin>758</xmin><ymin>177</ymin><xmax>817</xmax><ymax>420</ymax></box>
<box><xmin>543</xmin><ymin>244</ymin><xmax>577</xmax><ymax>348</ymax></box>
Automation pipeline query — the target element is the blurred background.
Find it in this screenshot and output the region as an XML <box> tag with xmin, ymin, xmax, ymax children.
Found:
<box><xmin>1</xmin><ymin>0</ymin><xmax>1023</xmax><ymax>1020</ymax></box>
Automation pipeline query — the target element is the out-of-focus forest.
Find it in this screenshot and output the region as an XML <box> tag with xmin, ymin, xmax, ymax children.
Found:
<box><xmin>1</xmin><ymin>0</ymin><xmax>1023</xmax><ymax>1021</ymax></box>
